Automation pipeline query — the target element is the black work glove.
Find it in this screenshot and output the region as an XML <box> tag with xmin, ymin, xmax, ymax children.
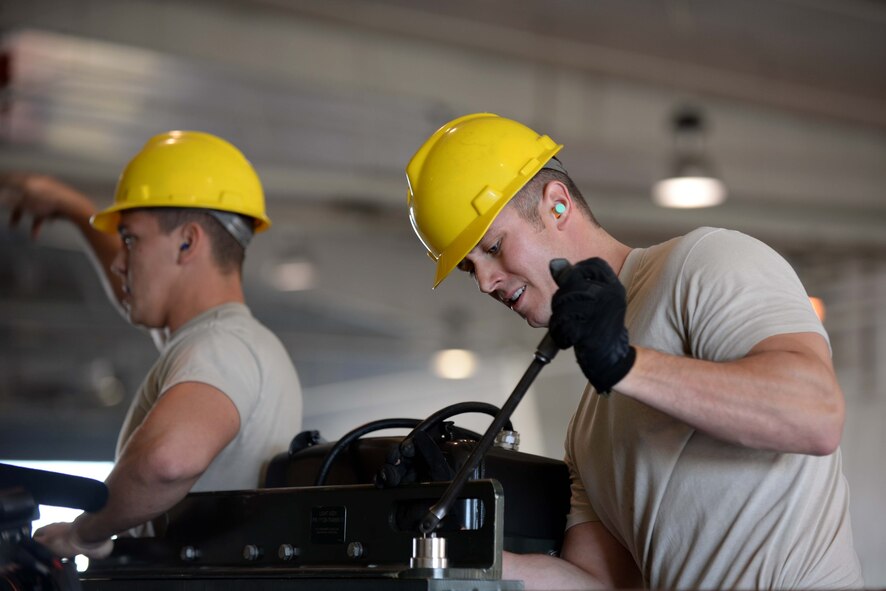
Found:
<box><xmin>549</xmin><ymin>258</ymin><xmax>636</xmax><ymax>395</ymax></box>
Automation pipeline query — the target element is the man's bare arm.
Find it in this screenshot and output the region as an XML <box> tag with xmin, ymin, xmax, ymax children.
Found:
<box><xmin>34</xmin><ymin>381</ymin><xmax>240</xmax><ymax>556</ymax></box>
<box><xmin>2</xmin><ymin>173</ymin><xmax>125</xmax><ymax>307</ymax></box>
<box><xmin>503</xmin><ymin>521</ymin><xmax>642</xmax><ymax>589</ymax></box>
<box><xmin>618</xmin><ymin>332</ymin><xmax>844</xmax><ymax>455</ymax></box>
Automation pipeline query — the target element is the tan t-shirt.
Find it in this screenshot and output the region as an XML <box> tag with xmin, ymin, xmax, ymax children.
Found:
<box><xmin>565</xmin><ymin>228</ymin><xmax>863</xmax><ymax>589</ymax></box>
<box><xmin>117</xmin><ymin>303</ymin><xmax>303</xmax><ymax>492</ymax></box>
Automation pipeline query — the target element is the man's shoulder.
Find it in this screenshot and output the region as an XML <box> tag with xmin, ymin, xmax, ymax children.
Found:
<box><xmin>631</xmin><ymin>227</ymin><xmax>770</xmax><ymax>287</ymax></box>
<box><xmin>183</xmin><ymin>303</ymin><xmax>292</xmax><ymax>366</ymax></box>
<box><xmin>658</xmin><ymin>227</ymin><xmax>774</xmax><ymax>266</ymax></box>
<box><xmin>673</xmin><ymin>226</ymin><xmax>733</xmax><ymax>251</ymax></box>
<box><xmin>176</xmin><ymin>302</ymin><xmax>258</xmax><ymax>336</ymax></box>
<box><xmin>636</xmin><ymin>227</ymin><xmax>724</xmax><ymax>269</ymax></box>
<box><xmin>164</xmin><ymin>304</ymin><xmax>257</xmax><ymax>354</ymax></box>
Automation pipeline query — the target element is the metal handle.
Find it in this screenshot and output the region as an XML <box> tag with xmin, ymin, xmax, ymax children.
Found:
<box><xmin>418</xmin><ymin>332</ymin><xmax>559</xmax><ymax>534</ymax></box>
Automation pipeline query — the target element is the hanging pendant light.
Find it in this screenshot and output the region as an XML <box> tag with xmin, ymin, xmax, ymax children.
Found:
<box><xmin>653</xmin><ymin>106</ymin><xmax>727</xmax><ymax>208</ymax></box>
<box><xmin>430</xmin><ymin>306</ymin><xmax>478</xmax><ymax>380</ymax></box>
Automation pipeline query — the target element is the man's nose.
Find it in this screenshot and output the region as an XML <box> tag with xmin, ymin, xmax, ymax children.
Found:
<box><xmin>473</xmin><ymin>262</ymin><xmax>502</xmax><ymax>295</ymax></box>
<box><xmin>110</xmin><ymin>249</ymin><xmax>127</xmax><ymax>278</ymax></box>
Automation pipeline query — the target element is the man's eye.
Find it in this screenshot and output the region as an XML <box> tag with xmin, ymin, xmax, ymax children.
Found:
<box><xmin>487</xmin><ymin>240</ymin><xmax>501</xmax><ymax>255</ymax></box>
<box><xmin>122</xmin><ymin>235</ymin><xmax>135</xmax><ymax>248</ymax></box>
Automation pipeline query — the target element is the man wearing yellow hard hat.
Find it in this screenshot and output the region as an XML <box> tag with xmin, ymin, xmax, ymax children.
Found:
<box><xmin>406</xmin><ymin>113</ymin><xmax>862</xmax><ymax>589</ymax></box>
<box><xmin>1</xmin><ymin>132</ymin><xmax>302</xmax><ymax>559</ymax></box>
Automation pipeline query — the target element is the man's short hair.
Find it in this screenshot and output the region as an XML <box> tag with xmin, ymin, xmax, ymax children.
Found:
<box><xmin>149</xmin><ymin>208</ymin><xmax>248</xmax><ymax>273</ymax></box>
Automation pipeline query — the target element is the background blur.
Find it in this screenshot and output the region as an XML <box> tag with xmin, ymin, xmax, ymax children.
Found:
<box><xmin>1</xmin><ymin>0</ymin><xmax>884</xmax><ymax>582</ymax></box>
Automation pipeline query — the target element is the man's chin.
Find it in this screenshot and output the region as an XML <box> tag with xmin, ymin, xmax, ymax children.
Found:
<box><xmin>126</xmin><ymin>309</ymin><xmax>154</xmax><ymax>330</ymax></box>
<box><xmin>507</xmin><ymin>300</ymin><xmax>549</xmax><ymax>328</ymax></box>
<box><xmin>514</xmin><ymin>300</ymin><xmax>551</xmax><ymax>329</ymax></box>
<box><xmin>524</xmin><ymin>315</ymin><xmax>549</xmax><ymax>329</ymax></box>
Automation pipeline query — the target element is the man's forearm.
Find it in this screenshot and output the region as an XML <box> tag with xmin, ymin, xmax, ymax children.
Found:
<box><xmin>62</xmin><ymin>195</ymin><xmax>126</xmax><ymax>310</ymax></box>
<box><xmin>4</xmin><ymin>174</ymin><xmax>126</xmax><ymax>310</ymax></box>
<box><xmin>72</xmin><ymin>383</ymin><xmax>240</xmax><ymax>543</ymax></box>
<box><xmin>617</xmin><ymin>337</ymin><xmax>844</xmax><ymax>455</ymax></box>
<box><xmin>72</xmin><ymin>456</ymin><xmax>200</xmax><ymax>543</ymax></box>
<box><xmin>503</xmin><ymin>551</ymin><xmax>606</xmax><ymax>590</ymax></box>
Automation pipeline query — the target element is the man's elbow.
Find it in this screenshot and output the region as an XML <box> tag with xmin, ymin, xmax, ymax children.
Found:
<box><xmin>810</xmin><ymin>422</ymin><xmax>843</xmax><ymax>456</ymax></box>
<box><xmin>141</xmin><ymin>443</ymin><xmax>212</xmax><ymax>485</ymax></box>
<box><xmin>807</xmin><ymin>396</ymin><xmax>845</xmax><ymax>456</ymax></box>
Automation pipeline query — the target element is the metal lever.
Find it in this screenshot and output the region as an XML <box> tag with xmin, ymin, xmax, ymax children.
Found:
<box><xmin>418</xmin><ymin>259</ymin><xmax>571</xmax><ymax>535</ymax></box>
<box><xmin>418</xmin><ymin>331</ymin><xmax>560</xmax><ymax>534</ymax></box>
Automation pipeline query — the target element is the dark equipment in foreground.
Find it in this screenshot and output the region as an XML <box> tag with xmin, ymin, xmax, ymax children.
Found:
<box><xmin>1</xmin><ymin>463</ymin><xmax>109</xmax><ymax>591</ymax></box>
<box><xmin>48</xmin><ymin>328</ymin><xmax>570</xmax><ymax>591</ymax></box>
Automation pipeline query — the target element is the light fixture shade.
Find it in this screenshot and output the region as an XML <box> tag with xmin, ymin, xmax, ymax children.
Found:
<box><xmin>654</xmin><ymin>106</ymin><xmax>726</xmax><ymax>209</ymax></box>
<box><xmin>653</xmin><ymin>176</ymin><xmax>726</xmax><ymax>208</ymax></box>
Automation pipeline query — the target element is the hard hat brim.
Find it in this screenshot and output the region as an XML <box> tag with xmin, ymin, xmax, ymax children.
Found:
<box><xmin>90</xmin><ymin>201</ymin><xmax>271</xmax><ymax>235</ymax></box>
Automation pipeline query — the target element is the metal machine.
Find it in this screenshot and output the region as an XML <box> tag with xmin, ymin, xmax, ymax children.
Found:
<box><xmin>5</xmin><ymin>333</ymin><xmax>569</xmax><ymax>591</ymax></box>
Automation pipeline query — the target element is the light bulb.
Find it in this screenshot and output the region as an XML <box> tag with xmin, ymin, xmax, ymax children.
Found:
<box><xmin>652</xmin><ymin>176</ymin><xmax>726</xmax><ymax>208</ymax></box>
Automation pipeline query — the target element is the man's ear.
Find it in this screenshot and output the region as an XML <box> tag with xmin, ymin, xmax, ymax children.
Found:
<box><xmin>176</xmin><ymin>222</ymin><xmax>202</xmax><ymax>262</ymax></box>
<box><xmin>540</xmin><ymin>180</ymin><xmax>574</xmax><ymax>227</ymax></box>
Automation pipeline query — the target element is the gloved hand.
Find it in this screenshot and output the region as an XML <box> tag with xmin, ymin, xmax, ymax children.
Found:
<box><xmin>549</xmin><ymin>258</ymin><xmax>636</xmax><ymax>394</ymax></box>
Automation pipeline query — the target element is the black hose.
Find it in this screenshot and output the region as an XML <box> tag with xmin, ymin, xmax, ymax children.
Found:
<box><xmin>409</xmin><ymin>401</ymin><xmax>513</xmax><ymax>438</ymax></box>
<box><xmin>314</xmin><ymin>418</ymin><xmax>421</xmax><ymax>486</ymax></box>
<box><xmin>313</xmin><ymin>402</ymin><xmax>511</xmax><ymax>487</ymax></box>
<box><xmin>397</xmin><ymin>401</ymin><xmax>511</xmax><ymax>462</ymax></box>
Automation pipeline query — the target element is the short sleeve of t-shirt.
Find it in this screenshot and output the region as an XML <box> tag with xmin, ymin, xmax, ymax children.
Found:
<box><xmin>678</xmin><ymin>229</ymin><xmax>827</xmax><ymax>361</ymax></box>
<box><xmin>159</xmin><ymin>327</ymin><xmax>262</xmax><ymax>423</ymax></box>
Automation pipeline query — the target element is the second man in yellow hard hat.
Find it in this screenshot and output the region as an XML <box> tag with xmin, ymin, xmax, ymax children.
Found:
<box><xmin>2</xmin><ymin>131</ymin><xmax>303</xmax><ymax>559</ymax></box>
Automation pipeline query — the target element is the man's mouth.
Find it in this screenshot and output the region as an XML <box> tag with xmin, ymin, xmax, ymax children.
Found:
<box><xmin>506</xmin><ymin>286</ymin><xmax>526</xmax><ymax>310</ymax></box>
<box><xmin>121</xmin><ymin>284</ymin><xmax>132</xmax><ymax>306</ymax></box>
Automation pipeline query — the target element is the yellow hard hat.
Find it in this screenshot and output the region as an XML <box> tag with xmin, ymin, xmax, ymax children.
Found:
<box><xmin>91</xmin><ymin>130</ymin><xmax>271</xmax><ymax>235</ymax></box>
<box><xmin>406</xmin><ymin>113</ymin><xmax>562</xmax><ymax>288</ymax></box>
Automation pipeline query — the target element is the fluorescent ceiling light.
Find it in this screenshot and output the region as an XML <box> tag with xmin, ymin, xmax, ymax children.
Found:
<box><xmin>654</xmin><ymin>106</ymin><xmax>726</xmax><ymax>209</ymax></box>
<box><xmin>652</xmin><ymin>176</ymin><xmax>726</xmax><ymax>208</ymax></box>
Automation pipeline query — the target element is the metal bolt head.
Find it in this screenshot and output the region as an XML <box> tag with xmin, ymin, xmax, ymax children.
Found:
<box><xmin>278</xmin><ymin>544</ymin><xmax>300</xmax><ymax>561</ymax></box>
<box><xmin>347</xmin><ymin>541</ymin><xmax>364</xmax><ymax>558</ymax></box>
<box><xmin>242</xmin><ymin>544</ymin><xmax>262</xmax><ymax>561</ymax></box>
<box><xmin>494</xmin><ymin>429</ymin><xmax>520</xmax><ymax>451</ymax></box>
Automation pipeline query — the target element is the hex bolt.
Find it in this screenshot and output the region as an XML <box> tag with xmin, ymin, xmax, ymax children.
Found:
<box><xmin>180</xmin><ymin>545</ymin><xmax>200</xmax><ymax>562</ymax></box>
<box><xmin>278</xmin><ymin>543</ymin><xmax>300</xmax><ymax>561</ymax></box>
<box><xmin>242</xmin><ymin>544</ymin><xmax>263</xmax><ymax>561</ymax></box>
<box><xmin>347</xmin><ymin>541</ymin><xmax>364</xmax><ymax>558</ymax></box>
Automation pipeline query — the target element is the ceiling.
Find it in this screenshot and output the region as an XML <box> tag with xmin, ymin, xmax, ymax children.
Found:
<box><xmin>0</xmin><ymin>0</ymin><xmax>885</xmax><ymax>459</ymax></box>
<box><xmin>272</xmin><ymin>0</ymin><xmax>886</xmax><ymax>128</ymax></box>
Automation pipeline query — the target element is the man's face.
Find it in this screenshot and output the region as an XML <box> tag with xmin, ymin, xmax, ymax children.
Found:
<box><xmin>456</xmin><ymin>202</ymin><xmax>561</xmax><ymax>328</ymax></box>
<box><xmin>111</xmin><ymin>210</ymin><xmax>181</xmax><ymax>329</ymax></box>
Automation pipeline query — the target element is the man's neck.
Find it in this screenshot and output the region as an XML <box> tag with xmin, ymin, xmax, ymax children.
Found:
<box><xmin>166</xmin><ymin>272</ymin><xmax>245</xmax><ymax>334</ymax></box>
<box><xmin>574</xmin><ymin>226</ymin><xmax>632</xmax><ymax>276</ymax></box>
